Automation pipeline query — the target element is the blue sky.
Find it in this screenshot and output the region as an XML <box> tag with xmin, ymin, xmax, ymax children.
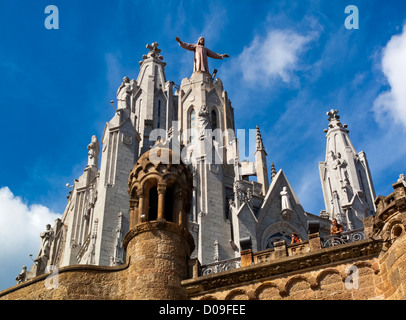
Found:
<box><xmin>1</xmin><ymin>0</ymin><xmax>406</xmax><ymax>291</ymax></box>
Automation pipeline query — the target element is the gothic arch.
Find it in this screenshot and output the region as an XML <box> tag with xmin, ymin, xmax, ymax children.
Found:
<box><xmin>140</xmin><ymin>174</ymin><xmax>162</xmax><ymax>192</ymax></box>
<box><xmin>260</xmin><ymin>221</ymin><xmax>303</xmax><ymax>250</ymax></box>
<box><xmin>211</xmin><ymin>108</ymin><xmax>218</xmax><ymax>130</ymax></box>
<box><xmin>187</xmin><ymin>105</ymin><xmax>196</xmax><ymax>127</ymax></box>
<box><xmin>187</xmin><ymin>105</ymin><xmax>197</xmax><ymax>144</ymax></box>
<box><xmin>208</xmin><ymin>105</ymin><xmax>222</xmax><ymax>130</ymax></box>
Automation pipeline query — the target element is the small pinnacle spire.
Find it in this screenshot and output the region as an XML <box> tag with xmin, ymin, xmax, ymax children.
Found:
<box><xmin>255</xmin><ymin>125</ymin><xmax>264</xmax><ymax>151</ymax></box>
<box><xmin>271</xmin><ymin>162</ymin><xmax>276</xmax><ymax>179</ymax></box>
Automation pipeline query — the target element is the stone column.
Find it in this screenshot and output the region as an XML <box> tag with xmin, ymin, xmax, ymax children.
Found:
<box><xmin>177</xmin><ymin>188</ymin><xmax>184</xmax><ymax>226</ymax></box>
<box><xmin>129</xmin><ymin>199</ymin><xmax>139</xmax><ymax>229</ymax></box>
<box><xmin>157</xmin><ymin>184</ymin><xmax>167</xmax><ymax>220</ymax></box>
<box><xmin>137</xmin><ymin>189</ymin><xmax>145</xmax><ymax>222</ymax></box>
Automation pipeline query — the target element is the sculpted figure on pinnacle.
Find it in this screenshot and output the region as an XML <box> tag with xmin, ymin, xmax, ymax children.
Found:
<box><xmin>176</xmin><ymin>36</ymin><xmax>229</xmax><ymax>74</ymax></box>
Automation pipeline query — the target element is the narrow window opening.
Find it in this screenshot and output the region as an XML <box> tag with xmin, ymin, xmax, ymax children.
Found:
<box><xmin>148</xmin><ymin>186</ymin><xmax>158</xmax><ymax>221</ymax></box>
<box><xmin>164</xmin><ymin>186</ymin><xmax>174</xmax><ymax>222</ymax></box>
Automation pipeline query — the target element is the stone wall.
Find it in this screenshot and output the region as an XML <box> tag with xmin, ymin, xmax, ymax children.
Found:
<box><xmin>377</xmin><ymin>233</ymin><xmax>406</xmax><ymax>299</ymax></box>
<box><xmin>0</xmin><ymin>221</ymin><xmax>194</xmax><ymax>301</ymax></box>
<box><xmin>190</xmin><ymin>259</ymin><xmax>380</xmax><ymax>300</ymax></box>
<box><xmin>2</xmin><ymin>225</ymin><xmax>406</xmax><ymax>300</ymax></box>
<box><xmin>2</xmin><ymin>183</ymin><xmax>405</xmax><ymax>300</ymax></box>
<box><xmin>0</xmin><ymin>263</ymin><xmax>128</xmax><ymax>300</ymax></box>
<box><xmin>182</xmin><ymin>236</ymin><xmax>385</xmax><ymax>300</ymax></box>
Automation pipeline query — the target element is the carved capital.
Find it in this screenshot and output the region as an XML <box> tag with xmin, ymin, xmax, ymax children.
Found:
<box><xmin>136</xmin><ymin>189</ymin><xmax>144</xmax><ymax>198</ymax></box>
<box><xmin>157</xmin><ymin>183</ymin><xmax>167</xmax><ymax>195</ymax></box>
<box><xmin>129</xmin><ymin>199</ymin><xmax>139</xmax><ymax>208</ymax></box>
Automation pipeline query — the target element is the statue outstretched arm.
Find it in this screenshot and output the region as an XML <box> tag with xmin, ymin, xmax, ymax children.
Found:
<box><xmin>207</xmin><ymin>48</ymin><xmax>229</xmax><ymax>59</ymax></box>
<box><xmin>176</xmin><ymin>37</ymin><xmax>195</xmax><ymax>52</ymax></box>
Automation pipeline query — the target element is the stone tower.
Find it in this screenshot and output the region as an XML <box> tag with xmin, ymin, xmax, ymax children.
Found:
<box><xmin>124</xmin><ymin>148</ymin><xmax>194</xmax><ymax>299</ymax></box>
<box><xmin>90</xmin><ymin>81</ymin><xmax>141</xmax><ymax>266</ymax></box>
<box><xmin>58</xmin><ymin>87</ymin><xmax>141</xmax><ymax>268</ymax></box>
<box><xmin>57</xmin><ymin>42</ymin><xmax>177</xmax><ymax>269</ymax></box>
<box><xmin>177</xmin><ymin>71</ymin><xmax>237</xmax><ymax>265</ymax></box>
<box><xmin>135</xmin><ymin>42</ymin><xmax>177</xmax><ymax>155</ymax></box>
<box><xmin>318</xmin><ymin>109</ymin><xmax>376</xmax><ymax>229</ymax></box>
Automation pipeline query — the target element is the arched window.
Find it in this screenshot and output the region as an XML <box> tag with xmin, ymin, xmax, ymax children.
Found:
<box><xmin>211</xmin><ymin>109</ymin><xmax>218</xmax><ymax>130</ymax></box>
<box><xmin>190</xmin><ymin>109</ymin><xmax>196</xmax><ymax>144</ymax></box>
<box><xmin>265</xmin><ymin>232</ymin><xmax>292</xmax><ymax>249</ymax></box>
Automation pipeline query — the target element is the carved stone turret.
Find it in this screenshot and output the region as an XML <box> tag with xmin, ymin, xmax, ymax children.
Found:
<box><xmin>123</xmin><ymin>147</ymin><xmax>194</xmax><ymax>299</ymax></box>
<box><xmin>374</xmin><ymin>178</ymin><xmax>406</xmax><ymax>237</ymax></box>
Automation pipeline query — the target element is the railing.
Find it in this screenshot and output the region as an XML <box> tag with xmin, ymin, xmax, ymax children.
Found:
<box><xmin>199</xmin><ymin>229</ymin><xmax>366</xmax><ymax>276</ymax></box>
<box><xmin>321</xmin><ymin>228</ymin><xmax>365</xmax><ymax>248</ymax></box>
<box><xmin>201</xmin><ymin>257</ymin><xmax>241</xmax><ymax>276</ymax></box>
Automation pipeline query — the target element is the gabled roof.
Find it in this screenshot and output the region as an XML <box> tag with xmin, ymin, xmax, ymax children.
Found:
<box><xmin>257</xmin><ymin>169</ymin><xmax>305</xmax><ymax>225</ymax></box>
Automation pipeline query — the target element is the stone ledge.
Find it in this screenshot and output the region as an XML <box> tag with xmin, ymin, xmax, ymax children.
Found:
<box><xmin>182</xmin><ymin>238</ymin><xmax>383</xmax><ymax>296</ymax></box>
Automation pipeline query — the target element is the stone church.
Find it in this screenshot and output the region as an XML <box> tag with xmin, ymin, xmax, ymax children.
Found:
<box><xmin>2</xmin><ymin>39</ymin><xmax>405</xmax><ymax>300</ymax></box>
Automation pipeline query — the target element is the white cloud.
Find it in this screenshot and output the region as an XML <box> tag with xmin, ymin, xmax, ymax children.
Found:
<box><xmin>373</xmin><ymin>24</ymin><xmax>406</xmax><ymax>129</ymax></box>
<box><xmin>0</xmin><ymin>187</ymin><xmax>60</xmax><ymax>290</ymax></box>
<box><xmin>233</xmin><ymin>29</ymin><xmax>316</xmax><ymax>86</ymax></box>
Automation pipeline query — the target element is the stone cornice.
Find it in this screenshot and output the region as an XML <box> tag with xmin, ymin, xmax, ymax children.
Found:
<box><xmin>123</xmin><ymin>221</ymin><xmax>195</xmax><ymax>252</ymax></box>
<box><xmin>182</xmin><ymin>239</ymin><xmax>383</xmax><ymax>296</ymax></box>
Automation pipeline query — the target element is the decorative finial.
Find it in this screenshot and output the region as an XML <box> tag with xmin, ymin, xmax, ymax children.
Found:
<box><xmin>143</xmin><ymin>42</ymin><xmax>164</xmax><ymax>61</ymax></box>
<box><xmin>271</xmin><ymin>162</ymin><xmax>276</xmax><ymax>179</ymax></box>
<box><xmin>325</xmin><ymin>108</ymin><xmax>344</xmax><ymax>131</ymax></box>
<box><xmin>326</xmin><ymin>109</ymin><xmax>340</xmax><ymax>122</ymax></box>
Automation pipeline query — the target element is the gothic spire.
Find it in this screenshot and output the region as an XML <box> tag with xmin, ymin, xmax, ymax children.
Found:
<box><xmin>318</xmin><ymin>109</ymin><xmax>376</xmax><ymax>230</ymax></box>
<box><xmin>255</xmin><ymin>125</ymin><xmax>265</xmax><ymax>153</ymax></box>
